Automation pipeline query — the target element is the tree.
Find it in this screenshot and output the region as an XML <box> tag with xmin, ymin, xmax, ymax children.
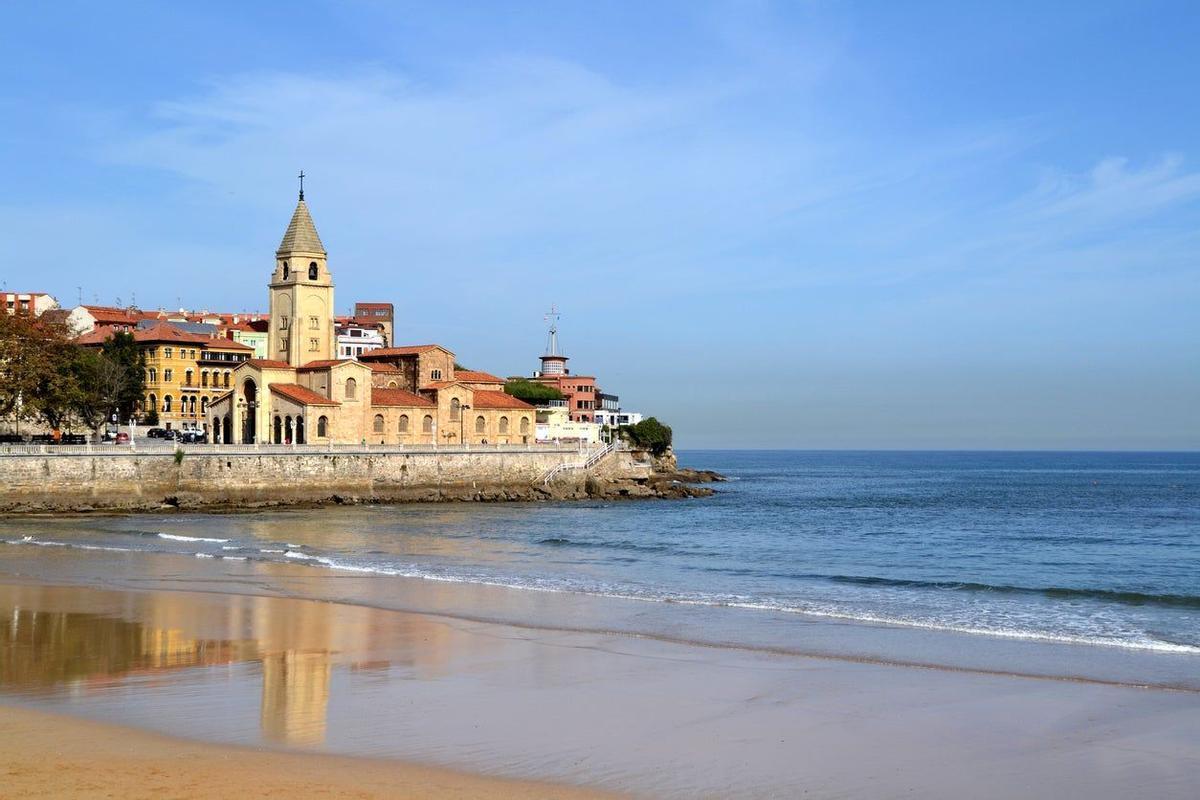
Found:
<box><xmin>623</xmin><ymin>417</ymin><xmax>673</xmax><ymax>456</ymax></box>
<box><xmin>75</xmin><ymin>351</ymin><xmax>130</xmax><ymax>436</ymax></box>
<box><xmin>99</xmin><ymin>332</ymin><xmax>145</xmax><ymax>423</ymax></box>
<box><xmin>503</xmin><ymin>378</ymin><xmax>565</xmax><ymax>404</ymax></box>
<box><xmin>0</xmin><ymin>312</ymin><xmax>81</xmax><ymax>430</ymax></box>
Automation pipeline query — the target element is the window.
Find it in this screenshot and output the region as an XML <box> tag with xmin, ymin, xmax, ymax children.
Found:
<box><xmin>309</xmin><ymin>338</ymin><xmax>319</xmax><ymax>352</ymax></box>
<box><xmin>164</xmin><ymin>368</ymin><xmax>173</xmax><ymax>382</ymax></box>
<box><xmin>431</xmin><ymin>369</ymin><xmax>442</xmax><ymax>380</ymax></box>
<box><xmin>280</xmin><ymin>316</ymin><xmax>290</xmax><ymax>329</ymax></box>
<box><xmin>308</xmin><ymin>262</ymin><xmax>319</xmax><ymax>280</ymax></box>
<box><xmin>164</xmin><ymin>347</ymin><xmax>173</xmax><ymax>359</ymax></box>
<box><xmin>201</xmin><ymin>371</ymin><xmax>208</xmax><ymax>387</ymax></box>
<box><xmin>422</xmin><ymin>414</ymin><xmax>433</xmax><ymax>433</ymax></box>
<box><xmin>398</xmin><ymin>414</ymin><xmax>409</xmax><ymax>433</ymax></box>
<box><xmin>499</xmin><ymin>416</ymin><xmax>509</xmax><ymax>434</ymax></box>
<box><xmin>450</xmin><ymin>397</ymin><xmax>460</xmax><ymax>421</ymax></box>
<box><xmin>147</xmin><ymin>394</ymin><xmax>157</xmax><ymax>413</ymax></box>
<box><xmin>373</xmin><ymin>414</ymin><xmax>385</xmax><ymax>433</ymax></box>
<box><xmin>282</xmin><ymin>262</ymin><xmax>289</xmax><ymax>279</ymax></box>
<box><xmin>475</xmin><ymin>415</ymin><xmax>486</xmax><ymax>434</ymax></box>
<box><xmin>279</xmin><ymin>336</ymin><xmax>289</xmax><ymax>352</ymax></box>
<box><xmin>185</xmin><ymin>369</ymin><xmax>193</xmax><ymax>386</ymax></box>
<box><xmin>201</xmin><ymin>397</ymin><xmax>208</xmax><ymax>414</ymax></box>
<box><xmin>520</xmin><ymin>417</ymin><xmax>530</xmax><ymax>434</ymax></box>
<box><xmin>163</xmin><ymin>395</ymin><xmax>173</xmax><ymax>412</ymax></box>
<box><xmin>387</xmin><ymin>380</ymin><xmax>398</xmax><ymax>389</ymax></box>
<box><xmin>147</xmin><ymin>368</ymin><xmax>157</xmax><ymax>383</ymax></box>
<box><xmin>308</xmin><ymin>316</ymin><xmax>319</xmax><ymax>330</ymax></box>
<box><xmin>344</xmin><ymin>377</ymin><xmax>357</xmax><ymax>400</ymax></box>
<box><xmin>224</xmin><ymin>372</ymin><xmax>231</xmax><ymax>388</ymax></box>
<box><xmin>317</xmin><ymin>416</ymin><xmax>328</xmax><ymax>437</ymax></box>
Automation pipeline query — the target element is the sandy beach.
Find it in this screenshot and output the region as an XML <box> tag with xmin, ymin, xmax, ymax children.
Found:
<box><xmin>1</xmin><ymin>571</ymin><xmax>1197</xmax><ymax>798</ymax></box>
<box><xmin>0</xmin><ymin>705</ymin><xmax>615</xmax><ymax>799</ymax></box>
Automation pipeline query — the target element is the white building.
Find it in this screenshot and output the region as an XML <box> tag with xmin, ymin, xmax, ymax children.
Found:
<box><xmin>336</xmin><ymin>318</ymin><xmax>386</xmax><ymax>359</ymax></box>
<box><xmin>3</xmin><ymin>292</ymin><xmax>58</xmax><ymax>317</ymax></box>
<box><xmin>536</xmin><ymin>404</ymin><xmax>601</xmax><ymax>444</ymax></box>
<box><xmin>595</xmin><ymin>409</ymin><xmax>644</xmax><ymax>428</ymax></box>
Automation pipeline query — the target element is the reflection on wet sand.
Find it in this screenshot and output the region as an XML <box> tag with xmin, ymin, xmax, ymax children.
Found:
<box><xmin>0</xmin><ymin>583</ymin><xmax>463</xmax><ymax>747</ymax></box>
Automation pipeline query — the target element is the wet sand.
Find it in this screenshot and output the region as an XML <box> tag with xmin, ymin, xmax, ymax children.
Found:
<box><xmin>1</xmin><ymin>577</ymin><xmax>1198</xmax><ymax>798</ymax></box>
<box><xmin>1</xmin><ymin>705</ymin><xmax>615</xmax><ymax>799</ymax></box>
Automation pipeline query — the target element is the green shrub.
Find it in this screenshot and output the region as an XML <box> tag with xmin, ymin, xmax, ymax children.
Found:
<box><xmin>623</xmin><ymin>417</ymin><xmax>673</xmax><ymax>456</ymax></box>
<box><xmin>504</xmin><ymin>379</ymin><xmax>565</xmax><ymax>404</ymax></box>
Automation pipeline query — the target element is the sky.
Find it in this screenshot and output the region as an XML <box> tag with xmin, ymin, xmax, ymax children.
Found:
<box><xmin>2</xmin><ymin>1</ymin><xmax>1198</xmax><ymax>449</ymax></box>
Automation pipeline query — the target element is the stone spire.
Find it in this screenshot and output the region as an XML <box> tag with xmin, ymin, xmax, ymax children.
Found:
<box><xmin>276</xmin><ymin>197</ymin><xmax>326</xmax><ymax>256</ymax></box>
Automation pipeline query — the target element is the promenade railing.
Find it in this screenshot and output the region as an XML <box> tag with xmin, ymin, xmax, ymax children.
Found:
<box><xmin>0</xmin><ymin>441</ymin><xmax>598</xmax><ymax>458</ymax></box>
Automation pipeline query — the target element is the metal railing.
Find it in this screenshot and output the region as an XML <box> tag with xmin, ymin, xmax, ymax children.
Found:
<box><xmin>0</xmin><ymin>441</ymin><xmax>589</xmax><ymax>457</ymax></box>
<box><xmin>540</xmin><ymin>439</ymin><xmax>621</xmax><ymax>485</ymax></box>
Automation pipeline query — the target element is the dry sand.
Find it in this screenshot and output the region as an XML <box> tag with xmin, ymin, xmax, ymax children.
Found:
<box><xmin>0</xmin><ymin>705</ymin><xmax>617</xmax><ymax>800</ymax></box>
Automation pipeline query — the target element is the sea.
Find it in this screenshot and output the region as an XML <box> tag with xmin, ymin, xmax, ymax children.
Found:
<box><xmin>3</xmin><ymin>450</ymin><xmax>1198</xmax><ymax>674</ymax></box>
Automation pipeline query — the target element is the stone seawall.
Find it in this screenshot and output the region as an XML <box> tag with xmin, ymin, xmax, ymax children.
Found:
<box><xmin>0</xmin><ymin>448</ymin><xmax>684</xmax><ymax>513</ymax></box>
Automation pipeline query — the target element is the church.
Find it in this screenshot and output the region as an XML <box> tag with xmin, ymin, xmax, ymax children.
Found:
<box><xmin>208</xmin><ymin>189</ymin><xmax>534</xmax><ymax>446</ymax></box>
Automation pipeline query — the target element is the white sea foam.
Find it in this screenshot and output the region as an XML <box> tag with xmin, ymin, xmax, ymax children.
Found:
<box><xmin>252</xmin><ymin>552</ymin><xmax>1200</xmax><ymax>657</ymax></box>
<box><xmin>221</xmin><ymin>546</ymin><xmax>241</xmax><ymax>551</ymax></box>
<box><xmin>5</xmin><ymin>537</ymin><xmax>133</xmax><ymax>553</ymax></box>
<box><xmin>158</xmin><ymin>533</ymin><xmax>229</xmax><ymax>544</ymax></box>
<box><xmin>194</xmin><ymin>553</ymin><xmax>215</xmax><ymax>559</ymax></box>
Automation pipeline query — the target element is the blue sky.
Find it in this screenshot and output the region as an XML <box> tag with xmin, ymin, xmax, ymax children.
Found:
<box><xmin>2</xmin><ymin>1</ymin><xmax>1198</xmax><ymax>449</ymax></box>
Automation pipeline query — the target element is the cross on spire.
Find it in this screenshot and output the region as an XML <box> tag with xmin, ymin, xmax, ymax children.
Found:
<box><xmin>298</xmin><ymin>170</ymin><xmax>305</xmax><ymax>200</ymax></box>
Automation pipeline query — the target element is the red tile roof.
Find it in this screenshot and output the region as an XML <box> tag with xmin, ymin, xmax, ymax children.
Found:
<box><xmin>245</xmin><ymin>359</ymin><xmax>292</xmax><ymax>369</ymax></box>
<box><xmin>370</xmin><ymin>388</ymin><xmax>435</xmax><ymax>407</ymax></box>
<box><xmin>368</xmin><ymin>362</ymin><xmax>404</xmax><ymax>373</ymax></box>
<box><xmin>297</xmin><ymin>359</ymin><xmax>353</xmax><ymax>371</ymax></box>
<box><xmin>455</xmin><ymin>370</ymin><xmax>505</xmax><ymax>384</ymax></box>
<box><xmin>79</xmin><ymin>305</ymin><xmax>161</xmax><ymax>324</ymax></box>
<box><xmin>472</xmin><ymin>390</ymin><xmax>533</xmax><ymax>409</ymax></box>
<box><xmin>360</xmin><ymin>344</ymin><xmax>451</xmax><ymax>359</ymax></box>
<box><xmin>270</xmin><ymin>383</ymin><xmax>339</xmax><ymax>406</ymax></box>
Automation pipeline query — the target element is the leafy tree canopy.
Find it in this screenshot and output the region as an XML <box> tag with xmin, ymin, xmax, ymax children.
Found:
<box><xmin>622</xmin><ymin>417</ymin><xmax>673</xmax><ymax>456</ymax></box>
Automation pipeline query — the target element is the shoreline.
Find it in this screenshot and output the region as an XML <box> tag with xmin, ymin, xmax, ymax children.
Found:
<box><xmin>2</xmin><ymin>575</ymin><xmax>1197</xmax><ymax>798</ymax></box>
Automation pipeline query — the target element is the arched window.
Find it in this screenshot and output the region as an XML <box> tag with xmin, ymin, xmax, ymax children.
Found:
<box><xmin>422</xmin><ymin>414</ymin><xmax>433</xmax><ymax>433</ymax></box>
<box><xmin>163</xmin><ymin>395</ymin><xmax>172</xmax><ymax>412</ymax></box>
<box><xmin>212</xmin><ymin>416</ymin><xmax>221</xmax><ymax>442</ymax></box>
<box><xmin>285</xmin><ymin>416</ymin><xmax>293</xmax><ymax>443</ymax></box>
<box><xmin>295</xmin><ymin>416</ymin><xmax>304</xmax><ymax>444</ymax></box>
<box><xmin>273</xmin><ymin>416</ymin><xmax>282</xmax><ymax>444</ymax></box>
<box><xmin>309</xmin><ymin>261</ymin><xmax>319</xmax><ymax>280</ymax></box>
<box><xmin>147</xmin><ymin>394</ymin><xmax>157</xmax><ymax>413</ymax></box>
<box><xmin>185</xmin><ymin>369</ymin><xmax>193</xmax><ymax>387</ymax></box>
<box><xmin>373</xmin><ymin>414</ymin><xmax>385</xmax><ymax>433</ymax></box>
<box><xmin>201</xmin><ymin>371</ymin><xmax>209</xmax><ymax>387</ymax></box>
<box><xmin>190</xmin><ymin>396</ymin><xmax>197</xmax><ymax>414</ymax></box>
<box><xmin>317</xmin><ymin>416</ymin><xmax>328</xmax><ymax>437</ymax></box>
<box><xmin>450</xmin><ymin>397</ymin><xmax>460</xmax><ymax>421</ymax></box>
<box><xmin>345</xmin><ymin>377</ymin><xmax>357</xmax><ymax>400</ymax></box>
<box><xmin>387</xmin><ymin>380</ymin><xmax>398</xmax><ymax>389</ymax></box>
<box><xmin>520</xmin><ymin>417</ymin><xmax>530</xmax><ymax>434</ymax></box>
<box><xmin>200</xmin><ymin>397</ymin><xmax>208</xmax><ymax>414</ymax></box>
<box><xmin>282</xmin><ymin>261</ymin><xmax>289</xmax><ymax>279</ymax></box>
<box><xmin>398</xmin><ymin>414</ymin><xmax>409</xmax><ymax>433</ymax></box>
<box><xmin>224</xmin><ymin>371</ymin><xmax>231</xmax><ymax>388</ymax></box>
<box><xmin>475</xmin><ymin>415</ymin><xmax>486</xmax><ymax>434</ymax></box>
<box><xmin>148</xmin><ymin>368</ymin><xmax>157</xmax><ymax>383</ymax></box>
<box><xmin>499</xmin><ymin>416</ymin><xmax>509</xmax><ymax>434</ymax></box>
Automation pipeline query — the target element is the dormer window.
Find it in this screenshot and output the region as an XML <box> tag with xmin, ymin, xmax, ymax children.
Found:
<box><xmin>309</xmin><ymin>262</ymin><xmax>319</xmax><ymax>280</ymax></box>
<box><xmin>282</xmin><ymin>261</ymin><xmax>290</xmax><ymax>279</ymax></box>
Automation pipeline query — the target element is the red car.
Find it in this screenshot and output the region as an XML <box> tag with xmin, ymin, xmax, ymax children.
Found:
<box><xmin>114</xmin><ymin>432</ymin><xmax>130</xmax><ymax>444</ymax></box>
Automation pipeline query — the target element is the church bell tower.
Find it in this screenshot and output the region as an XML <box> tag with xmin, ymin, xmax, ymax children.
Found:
<box><xmin>268</xmin><ymin>173</ymin><xmax>335</xmax><ymax>367</ymax></box>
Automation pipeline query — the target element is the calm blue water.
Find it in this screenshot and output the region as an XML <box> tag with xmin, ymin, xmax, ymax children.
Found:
<box><xmin>4</xmin><ymin>450</ymin><xmax>1199</xmax><ymax>654</ymax></box>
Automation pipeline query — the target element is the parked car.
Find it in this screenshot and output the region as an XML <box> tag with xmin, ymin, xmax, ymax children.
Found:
<box><xmin>178</xmin><ymin>430</ymin><xmax>208</xmax><ymax>444</ymax></box>
<box><xmin>146</xmin><ymin>428</ymin><xmax>165</xmax><ymax>439</ymax></box>
<box><xmin>57</xmin><ymin>434</ymin><xmax>87</xmax><ymax>445</ymax></box>
<box><xmin>114</xmin><ymin>432</ymin><xmax>130</xmax><ymax>444</ymax></box>
<box><xmin>0</xmin><ymin>434</ymin><xmax>28</xmax><ymax>444</ymax></box>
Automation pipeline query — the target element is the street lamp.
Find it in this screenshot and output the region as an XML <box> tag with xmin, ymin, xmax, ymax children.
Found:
<box><xmin>459</xmin><ymin>403</ymin><xmax>471</xmax><ymax>445</ymax></box>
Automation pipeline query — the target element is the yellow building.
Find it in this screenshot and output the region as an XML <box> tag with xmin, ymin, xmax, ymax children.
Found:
<box><xmin>78</xmin><ymin>321</ymin><xmax>254</xmax><ymax>432</ymax></box>
<box><xmin>208</xmin><ymin>188</ymin><xmax>535</xmax><ymax>445</ymax></box>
